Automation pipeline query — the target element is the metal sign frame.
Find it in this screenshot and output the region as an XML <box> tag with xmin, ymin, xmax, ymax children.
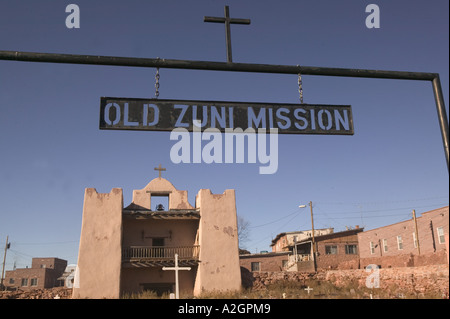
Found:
<box><xmin>99</xmin><ymin>97</ymin><xmax>354</xmax><ymax>135</ymax></box>
<box><xmin>0</xmin><ymin>50</ymin><xmax>448</xmax><ymax>171</ymax></box>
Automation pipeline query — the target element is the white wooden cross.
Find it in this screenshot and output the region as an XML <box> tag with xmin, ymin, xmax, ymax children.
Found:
<box><xmin>304</xmin><ymin>286</ymin><xmax>314</xmax><ymax>295</ymax></box>
<box><xmin>162</xmin><ymin>253</ymin><xmax>191</xmax><ymax>299</ymax></box>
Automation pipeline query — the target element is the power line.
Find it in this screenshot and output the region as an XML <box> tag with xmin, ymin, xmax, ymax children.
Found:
<box><xmin>249</xmin><ymin>208</ymin><xmax>301</xmax><ymax>228</ymax></box>
<box><xmin>317</xmin><ymin>195</ymin><xmax>448</xmax><ymax>206</ymax></box>
<box><xmin>13</xmin><ymin>240</ymin><xmax>78</xmax><ymax>246</ymax></box>
<box><xmin>247</xmin><ymin>215</ymin><xmax>310</xmax><ymax>249</ymax></box>
<box><xmin>9</xmin><ymin>249</ymin><xmax>34</xmax><ymax>258</ymax></box>
<box><xmin>314</xmin><ymin>212</ymin><xmax>413</xmax><ymax>220</ymax></box>
<box><xmin>313</xmin><ymin>203</ymin><xmax>448</xmax><ymax>216</ymax></box>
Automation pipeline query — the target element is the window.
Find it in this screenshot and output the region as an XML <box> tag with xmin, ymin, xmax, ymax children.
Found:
<box><xmin>152</xmin><ymin>238</ymin><xmax>165</xmax><ymax>258</ymax></box>
<box><xmin>21</xmin><ymin>278</ymin><xmax>28</xmax><ymax>287</ymax></box>
<box><xmin>397</xmin><ymin>236</ymin><xmax>403</xmax><ymax>250</ymax></box>
<box><xmin>382</xmin><ymin>239</ymin><xmax>388</xmax><ymax>252</ymax></box>
<box><xmin>151</xmin><ymin>194</ymin><xmax>169</xmax><ymax>211</ymax></box>
<box><xmin>9</xmin><ymin>278</ymin><xmax>14</xmax><ymax>284</ymax></box>
<box><xmin>31</xmin><ymin>278</ymin><xmax>38</xmax><ymax>286</ymax></box>
<box><xmin>325</xmin><ymin>245</ymin><xmax>337</xmax><ymax>255</ymax></box>
<box><xmin>370</xmin><ymin>242</ymin><xmax>375</xmax><ymax>254</ymax></box>
<box><xmin>345</xmin><ymin>245</ymin><xmax>357</xmax><ymax>255</ymax></box>
<box><xmin>251</xmin><ymin>262</ymin><xmax>260</xmax><ymax>272</ymax></box>
<box><xmin>152</xmin><ymin>238</ymin><xmax>164</xmax><ymax>246</ymax></box>
<box><xmin>437</xmin><ymin>227</ymin><xmax>445</xmax><ymax>244</ymax></box>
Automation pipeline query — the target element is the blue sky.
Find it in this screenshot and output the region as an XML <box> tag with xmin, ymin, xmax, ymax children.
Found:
<box><xmin>0</xmin><ymin>0</ymin><xmax>448</xmax><ymax>270</ymax></box>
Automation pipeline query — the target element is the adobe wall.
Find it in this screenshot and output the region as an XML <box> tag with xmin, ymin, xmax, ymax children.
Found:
<box><xmin>194</xmin><ymin>189</ymin><xmax>242</xmax><ymax>295</ymax></box>
<box><xmin>122</xmin><ymin>218</ymin><xmax>198</xmax><ymax>247</ymax></box>
<box><xmin>120</xmin><ymin>266</ymin><xmax>197</xmax><ymax>296</ymax></box>
<box><xmin>131</xmin><ymin>177</ymin><xmax>194</xmax><ymax>210</ymax></box>
<box><xmin>72</xmin><ymin>188</ymin><xmax>123</xmax><ymax>299</ymax></box>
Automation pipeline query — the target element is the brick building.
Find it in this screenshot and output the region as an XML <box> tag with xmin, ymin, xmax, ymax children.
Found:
<box><xmin>4</xmin><ymin>258</ymin><xmax>67</xmax><ymax>290</ymax></box>
<box><xmin>270</xmin><ymin>228</ymin><xmax>334</xmax><ymax>252</ymax></box>
<box><xmin>241</xmin><ymin>228</ymin><xmax>363</xmax><ymax>273</ymax></box>
<box><xmin>290</xmin><ymin>227</ymin><xmax>363</xmax><ymax>271</ymax></box>
<box><xmin>240</xmin><ymin>252</ymin><xmax>290</xmax><ymax>272</ymax></box>
<box><xmin>358</xmin><ymin>206</ymin><xmax>449</xmax><ymax>268</ymax></box>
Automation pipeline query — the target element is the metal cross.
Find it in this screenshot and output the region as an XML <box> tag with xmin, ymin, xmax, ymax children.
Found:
<box><xmin>154</xmin><ymin>164</ymin><xmax>166</xmax><ymax>178</ymax></box>
<box><xmin>162</xmin><ymin>254</ymin><xmax>191</xmax><ymax>299</ymax></box>
<box><xmin>304</xmin><ymin>286</ymin><xmax>314</xmax><ymax>295</ymax></box>
<box><xmin>204</xmin><ymin>6</ymin><xmax>251</xmax><ymax>63</ymax></box>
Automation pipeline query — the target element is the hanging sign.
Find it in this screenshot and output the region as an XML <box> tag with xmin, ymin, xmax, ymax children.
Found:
<box><xmin>99</xmin><ymin>97</ymin><xmax>354</xmax><ymax>135</ymax></box>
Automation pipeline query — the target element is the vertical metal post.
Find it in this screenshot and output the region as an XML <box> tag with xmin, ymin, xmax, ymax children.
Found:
<box><xmin>309</xmin><ymin>201</ymin><xmax>317</xmax><ymax>271</ymax></box>
<box><xmin>204</xmin><ymin>7</ymin><xmax>250</xmax><ymax>63</ymax></box>
<box><xmin>431</xmin><ymin>75</ymin><xmax>449</xmax><ymax>172</ymax></box>
<box><xmin>412</xmin><ymin>210</ymin><xmax>421</xmax><ymax>255</ymax></box>
<box><xmin>309</xmin><ymin>201</ymin><xmax>316</xmax><ymax>251</ymax></box>
<box><xmin>174</xmin><ymin>253</ymin><xmax>180</xmax><ymax>299</ymax></box>
<box><xmin>224</xmin><ymin>6</ymin><xmax>232</xmax><ymax>63</ymax></box>
<box><xmin>1</xmin><ymin>236</ymin><xmax>8</xmax><ymax>290</ymax></box>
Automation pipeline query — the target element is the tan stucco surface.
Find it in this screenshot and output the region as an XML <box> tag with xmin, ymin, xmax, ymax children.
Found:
<box><xmin>74</xmin><ymin>177</ymin><xmax>241</xmax><ymax>298</ymax></box>
<box><xmin>194</xmin><ymin>189</ymin><xmax>242</xmax><ymax>295</ymax></box>
<box><xmin>132</xmin><ymin>178</ymin><xmax>194</xmax><ymax>210</ymax></box>
<box><xmin>72</xmin><ymin>188</ymin><xmax>123</xmax><ymax>299</ymax></box>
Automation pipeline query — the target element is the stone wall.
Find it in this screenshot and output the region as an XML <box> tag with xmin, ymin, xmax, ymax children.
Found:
<box><xmin>324</xmin><ymin>264</ymin><xmax>449</xmax><ymax>296</ymax></box>
<box><xmin>241</xmin><ymin>264</ymin><xmax>449</xmax><ymax>297</ymax></box>
<box><xmin>240</xmin><ymin>267</ymin><xmax>315</xmax><ymax>290</ymax></box>
<box><xmin>0</xmin><ymin>287</ymin><xmax>73</xmax><ymax>299</ymax></box>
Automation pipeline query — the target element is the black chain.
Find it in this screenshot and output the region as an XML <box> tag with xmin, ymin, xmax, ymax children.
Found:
<box><xmin>155</xmin><ymin>67</ymin><xmax>160</xmax><ymax>98</ymax></box>
<box><xmin>298</xmin><ymin>73</ymin><xmax>303</xmax><ymax>104</ymax></box>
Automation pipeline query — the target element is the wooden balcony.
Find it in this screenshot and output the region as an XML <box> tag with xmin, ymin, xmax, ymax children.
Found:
<box><xmin>122</xmin><ymin>245</ymin><xmax>200</xmax><ymax>267</ymax></box>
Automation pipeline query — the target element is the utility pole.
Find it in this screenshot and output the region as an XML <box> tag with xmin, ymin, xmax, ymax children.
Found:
<box><xmin>309</xmin><ymin>201</ymin><xmax>317</xmax><ymax>272</ymax></box>
<box><xmin>412</xmin><ymin>210</ymin><xmax>421</xmax><ymax>255</ymax></box>
<box><xmin>1</xmin><ymin>236</ymin><xmax>10</xmax><ymax>290</ymax></box>
<box><xmin>299</xmin><ymin>202</ymin><xmax>317</xmax><ymax>271</ymax></box>
<box><xmin>309</xmin><ymin>201</ymin><xmax>316</xmax><ymax>252</ymax></box>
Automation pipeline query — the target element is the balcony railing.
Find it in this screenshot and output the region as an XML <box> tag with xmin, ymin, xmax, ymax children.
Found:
<box><xmin>122</xmin><ymin>245</ymin><xmax>200</xmax><ymax>262</ymax></box>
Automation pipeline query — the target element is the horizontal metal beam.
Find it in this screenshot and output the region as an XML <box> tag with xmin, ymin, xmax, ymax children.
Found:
<box><xmin>0</xmin><ymin>50</ymin><xmax>438</xmax><ymax>80</ymax></box>
<box><xmin>204</xmin><ymin>17</ymin><xmax>251</xmax><ymax>24</ymax></box>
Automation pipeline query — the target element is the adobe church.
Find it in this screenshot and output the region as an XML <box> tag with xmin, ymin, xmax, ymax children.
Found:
<box><xmin>72</xmin><ymin>165</ymin><xmax>242</xmax><ymax>298</ymax></box>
